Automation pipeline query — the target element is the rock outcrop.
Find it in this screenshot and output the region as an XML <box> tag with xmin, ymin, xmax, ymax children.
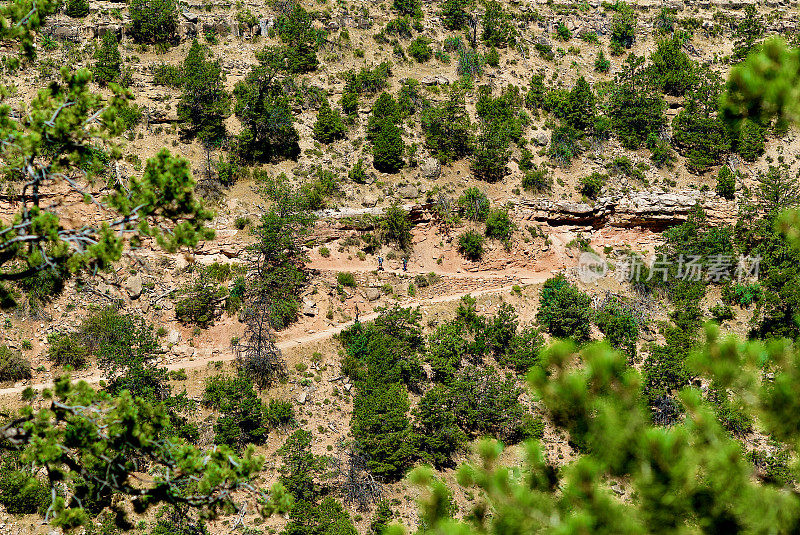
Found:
<box><xmin>513</xmin><ymin>190</ymin><xmax>737</xmax><ymax>229</ymax></box>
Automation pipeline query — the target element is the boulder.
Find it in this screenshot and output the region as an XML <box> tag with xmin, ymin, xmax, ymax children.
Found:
<box><xmin>396</xmin><ymin>184</ymin><xmax>419</xmax><ymax>199</ymax></box>
<box><xmin>301</xmin><ymin>298</ymin><xmax>317</xmax><ymax>317</ymax></box>
<box><xmin>125</xmin><ymin>274</ymin><xmax>143</xmax><ymax>299</ymax></box>
<box><xmin>420</xmin><ymin>157</ymin><xmax>441</xmax><ymax>178</ymax></box>
<box><xmin>364</xmin><ymin>288</ymin><xmax>381</xmax><ymax>302</ymax></box>
<box><xmin>532</xmin><ymin>130</ymin><xmax>549</xmax><ymax>146</ymax></box>
<box><xmin>167</xmin><ymin>329</ymin><xmax>181</xmax><ymax>346</ymax></box>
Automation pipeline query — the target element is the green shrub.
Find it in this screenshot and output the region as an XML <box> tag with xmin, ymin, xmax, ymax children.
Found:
<box><xmin>0</xmin><ymin>345</ymin><xmax>31</xmax><ymax>382</ymax></box>
<box><xmin>578</xmin><ymin>172</ymin><xmax>608</xmax><ymax>200</ymax></box>
<box><xmin>484</xmin><ymin>208</ymin><xmax>513</xmax><ymax>243</ymax></box>
<box><xmin>337</xmin><ymin>272</ymin><xmax>357</xmax><ymax>287</ymax></box>
<box><xmin>349</xmin><ymin>158</ymin><xmax>367</xmax><ymax>183</ymax></box>
<box><xmin>412</xmin><ymin>385</ymin><xmax>467</xmax><ymax>468</ymax></box>
<box><xmin>93</xmin><ymin>31</ymin><xmax>122</xmax><ymax>86</ymax></box>
<box><xmin>746</xmin><ymin>449</ymin><xmax>793</xmax><ymax>485</ymax></box>
<box><xmin>449</xmin><ymin>365</ymin><xmax>528</xmax><ymax>443</ymax></box>
<box><xmin>650</xmin><ymin>36</ymin><xmax>696</xmax><ymax>96</ymax></box>
<box><xmin>441</xmin><ymin>0</ymin><xmax>472</xmax><ymax>30</ymax></box>
<box><xmin>203</xmin><ymin>373</ymin><xmax>269</xmax><ymax>451</ymax></box>
<box><xmin>610</xmin><ymin>1</ymin><xmax>636</xmax><ymax>51</ymax></box>
<box><xmin>174</xmin><ymin>273</ymin><xmax>228</xmax><ymax>328</ymax></box>
<box><xmin>371</xmin><ymin>119</ymin><xmax>405</xmax><ymax>173</ymax></box>
<box><xmin>595</xmin><ymin>301</ymin><xmax>639</xmax><ymax>355</ymax></box>
<box><xmin>482</xmin><ymin>0</ymin><xmax>515</xmax><ymax>48</ymax></box>
<box><xmin>555</xmin><ymin>23</ymin><xmax>571</xmax><ymax>41</ymax></box>
<box><xmin>17</xmin><ymin>265</ymin><xmax>69</xmax><ymax>303</ymax></box>
<box><xmin>408</xmin><ymin>37</ymin><xmax>432</xmax><ymax>62</ymax></box>
<box><xmin>420</xmin><ymin>88</ymin><xmax>474</xmax><ymax>164</ymax></box>
<box><xmin>393</xmin><ymin>0</ymin><xmax>422</xmax><ymax>17</ymax></box>
<box><xmin>709</xmin><ymin>303</ymin><xmax>734</xmax><ymax>322</ymax></box>
<box><xmin>381</xmin><ymin>202</ymin><xmax>413</xmax><ymax>250</ymax></box>
<box><xmin>485</xmin><ymin>46</ymin><xmax>499</xmax><ymax>66</ymax></box>
<box><xmin>47</xmin><ymin>333</ymin><xmax>88</xmax><ymax>369</ymax></box>
<box><xmin>548</xmin><ymin>124</ymin><xmax>581</xmax><ymax>166</ymax></box>
<box><xmin>0</xmin><ymin>471</ymin><xmax>49</xmax><ymax>515</ymax></box>
<box><xmin>151</xmin><ymin>63</ymin><xmax>184</xmax><ymax>87</ymax></box>
<box><xmin>503</xmin><ymin>325</ymin><xmax>545</xmax><ymax>374</ymax></box>
<box><xmin>536</xmin><ymin>274</ymin><xmax>593</xmax><ymax>342</ymax></box>
<box><xmin>457</xmin><ymin>187</ymin><xmax>490</xmax><ymax>221</ymax></box>
<box><xmin>65</xmin><ymin>0</ymin><xmax>89</xmax><ymax>17</ymax></box>
<box><xmin>522</xmin><ymin>166</ymin><xmax>551</xmax><ymax>193</ymax></box>
<box><xmin>723</xmin><ymin>283</ymin><xmax>761</xmax><ymax>307</ymax></box>
<box><xmin>737</xmin><ymin>118</ymin><xmax>764</xmax><ymax>162</ymax></box>
<box><xmin>594</xmin><ymin>49</ymin><xmax>611</xmax><ymax>72</ymax></box>
<box><xmin>458</xmin><ymin>230</ymin><xmax>485</xmax><ymax>260</ymax></box>
<box><xmin>276</xmin><ymin>6</ymin><xmax>319</xmax><ymax>73</ymax></box>
<box><xmin>457</xmin><ymin>48</ymin><xmax>484</xmax><ymax>77</ymax></box>
<box><xmin>265</xmin><ymin>399</ymin><xmax>295</xmax><ymax>427</ymax></box>
<box><xmin>129</xmin><ymin>0</ymin><xmax>178</xmax><ymax>44</ymax></box>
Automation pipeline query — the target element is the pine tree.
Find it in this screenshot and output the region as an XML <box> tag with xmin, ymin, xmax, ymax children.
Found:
<box><xmin>565</xmin><ymin>76</ymin><xmax>596</xmax><ymax>134</ymax></box>
<box><xmin>737</xmin><ymin>118</ymin><xmax>764</xmax><ymax>161</ymax></box>
<box><xmin>441</xmin><ymin>0</ymin><xmax>472</xmax><ymax>30</ymax></box>
<box><xmin>481</xmin><ymin>0</ymin><xmax>515</xmax><ymax>48</ymax></box>
<box><xmin>650</xmin><ymin>36</ymin><xmax>697</xmax><ymax>96</ymax></box>
<box><xmin>369</xmin><ymin>96</ymin><xmax>405</xmax><ymax>174</ymax></box>
<box><xmin>177</xmin><ymin>40</ymin><xmax>230</xmax><ymax>144</ymax></box>
<box><xmin>352</xmin><ymin>382</ymin><xmax>415</xmax><ymax>480</ymax></box>
<box><xmin>129</xmin><ymin>0</ymin><xmax>178</xmax><ymax>44</ymax></box>
<box><xmin>420</xmin><ymin>88</ymin><xmax>474</xmax><ymax>163</ymax></box>
<box><xmin>277</xmin><ymin>5</ymin><xmax>318</xmax><ymax>73</ymax></box>
<box><xmin>313</xmin><ymin>99</ymin><xmax>346</xmax><ymax>143</ymax></box>
<box><xmin>609</xmin><ymin>54</ymin><xmax>666</xmax><ymax>149</ymax></box>
<box><xmin>92</xmin><ymin>31</ymin><xmax>122</xmax><ymax>86</ymax></box>
<box><xmin>233</xmin><ymin>48</ymin><xmax>300</xmax><ymax>162</ymax></box>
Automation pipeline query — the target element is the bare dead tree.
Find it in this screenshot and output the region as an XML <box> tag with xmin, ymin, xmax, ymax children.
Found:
<box><xmin>330</xmin><ymin>441</ymin><xmax>383</xmax><ymax>511</ymax></box>
<box><xmin>235</xmin><ymin>302</ymin><xmax>287</xmax><ymax>389</ymax></box>
<box><xmin>466</xmin><ymin>14</ymin><xmax>478</xmax><ymax>48</ymax></box>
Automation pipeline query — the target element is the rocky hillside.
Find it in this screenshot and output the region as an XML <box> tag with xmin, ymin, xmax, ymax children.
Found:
<box><xmin>0</xmin><ymin>0</ymin><xmax>799</xmax><ymax>533</ymax></box>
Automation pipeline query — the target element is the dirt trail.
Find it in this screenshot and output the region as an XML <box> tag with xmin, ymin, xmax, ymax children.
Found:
<box><xmin>0</xmin><ymin>268</ymin><xmax>553</xmax><ymax>397</ymax></box>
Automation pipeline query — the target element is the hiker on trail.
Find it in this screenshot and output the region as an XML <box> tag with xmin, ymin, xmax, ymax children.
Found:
<box><xmin>402</xmin><ymin>257</ymin><xmax>407</xmax><ymax>272</ymax></box>
<box><xmin>378</xmin><ymin>256</ymin><xmax>383</xmax><ymax>270</ymax></box>
<box><xmin>355</xmin><ymin>303</ymin><xmax>360</xmax><ymax>323</ymax></box>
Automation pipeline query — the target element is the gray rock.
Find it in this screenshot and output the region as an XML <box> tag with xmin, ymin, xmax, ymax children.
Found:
<box><xmin>301</xmin><ymin>298</ymin><xmax>317</xmax><ymax>317</ymax></box>
<box><xmin>125</xmin><ymin>274</ymin><xmax>143</xmax><ymax>299</ymax></box>
<box><xmin>182</xmin><ymin>11</ymin><xmax>199</xmax><ymax>22</ymax></box>
<box><xmin>397</xmin><ymin>184</ymin><xmax>419</xmax><ymax>199</ymax></box>
<box><xmin>364</xmin><ymin>288</ymin><xmax>381</xmax><ymax>302</ymax></box>
<box><xmin>167</xmin><ymin>329</ymin><xmax>181</xmax><ymax>346</ymax></box>
<box><xmin>420</xmin><ymin>157</ymin><xmax>441</xmax><ymax>178</ymax></box>
<box><xmin>532</xmin><ymin>130</ymin><xmax>549</xmax><ymax>146</ymax></box>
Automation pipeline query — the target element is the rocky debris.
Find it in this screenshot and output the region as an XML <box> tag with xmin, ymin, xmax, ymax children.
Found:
<box><xmin>420</xmin><ymin>157</ymin><xmax>441</xmax><ymax>179</ymax></box>
<box><xmin>125</xmin><ymin>274</ymin><xmax>143</xmax><ymax>299</ymax></box>
<box><xmin>182</xmin><ymin>11</ymin><xmax>199</xmax><ymax>22</ymax></box>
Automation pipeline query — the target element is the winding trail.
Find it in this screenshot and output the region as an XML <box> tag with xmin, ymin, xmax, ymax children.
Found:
<box><xmin>0</xmin><ymin>268</ymin><xmax>554</xmax><ymax>397</ymax></box>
